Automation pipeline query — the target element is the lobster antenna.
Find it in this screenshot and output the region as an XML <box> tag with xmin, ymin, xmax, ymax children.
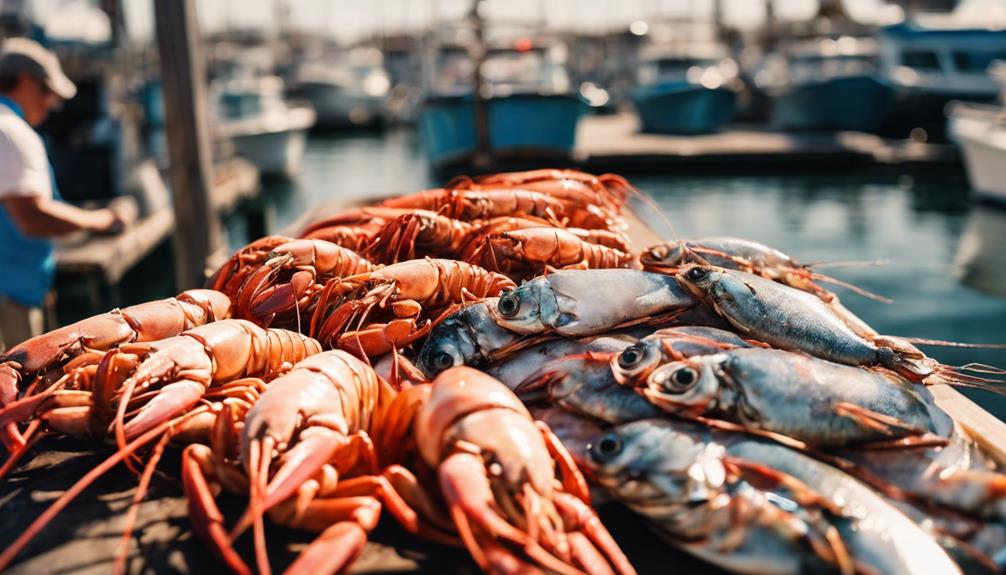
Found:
<box><xmin>113</xmin><ymin>432</ymin><xmax>171</xmax><ymax>575</ymax></box>
<box><xmin>0</xmin><ymin>419</ymin><xmax>43</xmax><ymax>483</ymax></box>
<box><xmin>809</xmin><ymin>273</ymin><xmax>893</xmax><ymax>303</ymax></box>
<box><xmin>624</xmin><ymin>183</ymin><xmax>679</xmax><ymax>243</ymax></box>
<box><xmin>0</xmin><ymin>411</ymin><xmax>203</xmax><ymax>571</ymax></box>
<box><xmin>902</xmin><ymin>338</ymin><xmax>1006</xmax><ymax>350</ymax></box>
<box><xmin>805</xmin><ymin>258</ymin><xmax>889</xmax><ymax>269</ymax></box>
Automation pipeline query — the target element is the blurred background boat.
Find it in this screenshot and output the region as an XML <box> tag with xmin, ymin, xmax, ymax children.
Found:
<box><xmin>418</xmin><ymin>12</ymin><xmax>585</xmax><ymax>173</ymax></box>
<box><xmin>878</xmin><ymin>18</ymin><xmax>1006</xmax><ymax>141</ymax></box>
<box><xmin>947</xmin><ymin>63</ymin><xmax>1006</xmax><ymax>203</ymax></box>
<box><xmin>214</xmin><ymin>74</ymin><xmax>316</xmax><ymax>177</ymax></box>
<box><xmin>758</xmin><ymin>35</ymin><xmax>892</xmax><ymax>132</ymax></box>
<box><xmin>286</xmin><ymin>46</ymin><xmax>391</xmax><ymax>129</ymax></box>
<box><xmin>631</xmin><ymin>30</ymin><xmax>740</xmax><ymax>135</ymax></box>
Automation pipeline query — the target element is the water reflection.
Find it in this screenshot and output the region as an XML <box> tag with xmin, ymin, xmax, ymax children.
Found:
<box><xmin>955</xmin><ymin>203</ymin><xmax>1006</xmax><ymax>300</ymax></box>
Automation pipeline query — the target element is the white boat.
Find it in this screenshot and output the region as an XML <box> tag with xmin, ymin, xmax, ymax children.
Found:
<box><xmin>948</xmin><ymin>63</ymin><xmax>1006</xmax><ymax>202</ymax></box>
<box><xmin>215</xmin><ymin>76</ymin><xmax>316</xmax><ymax>177</ymax></box>
<box><xmin>286</xmin><ymin>48</ymin><xmax>391</xmax><ymax>129</ymax></box>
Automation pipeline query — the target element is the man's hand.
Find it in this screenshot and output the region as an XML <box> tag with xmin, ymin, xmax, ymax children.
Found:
<box><xmin>94</xmin><ymin>197</ymin><xmax>138</xmax><ymax>235</ymax></box>
<box><xmin>2</xmin><ymin>195</ymin><xmax>138</xmax><ymax>238</ymax></box>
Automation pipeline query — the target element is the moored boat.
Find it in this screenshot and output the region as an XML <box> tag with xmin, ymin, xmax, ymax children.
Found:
<box><xmin>760</xmin><ymin>36</ymin><xmax>892</xmax><ymax>133</ymax></box>
<box><xmin>878</xmin><ymin>20</ymin><xmax>1006</xmax><ymax>141</ymax></box>
<box><xmin>631</xmin><ymin>44</ymin><xmax>739</xmax><ymax>135</ymax></box>
<box><xmin>419</xmin><ymin>34</ymin><xmax>585</xmax><ymax>173</ymax></box>
<box><xmin>286</xmin><ymin>47</ymin><xmax>390</xmax><ymax>130</ymax></box>
<box><xmin>947</xmin><ymin>62</ymin><xmax>1006</xmax><ymax>202</ymax></box>
<box><xmin>215</xmin><ymin>75</ymin><xmax>316</xmax><ymax>178</ymax></box>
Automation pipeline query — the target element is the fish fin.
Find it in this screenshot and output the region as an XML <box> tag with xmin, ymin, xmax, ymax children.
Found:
<box><xmin>722</xmin><ymin>456</ymin><xmax>842</xmax><ymax>515</ymax></box>
<box><xmin>832</xmin><ymin>402</ymin><xmax>927</xmax><ymax>437</ymax></box>
<box><xmin>851</xmin><ymin>434</ymin><xmax>950</xmax><ymax>450</ymax></box>
<box><xmin>488</xmin><ymin>333</ymin><xmax>558</xmax><ymax>362</ymax></box>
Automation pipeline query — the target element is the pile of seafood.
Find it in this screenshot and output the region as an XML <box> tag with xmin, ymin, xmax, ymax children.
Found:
<box><xmin>2</xmin><ymin>169</ymin><xmax>1006</xmax><ymax>574</ymax></box>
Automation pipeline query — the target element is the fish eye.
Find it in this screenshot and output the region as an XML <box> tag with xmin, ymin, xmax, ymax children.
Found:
<box><xmin>432</xmin><ymin>352</ymin><xmax>455</xmax><ymax>371</ymax></box>
<box><xmin>617</xmin><ymin>345</ymin><xmax>645</xmax><ymax>369</ymax></box>
<box><xmin>669</xmin><ymin>366</ymin><xmax>699</xmax><ymax>390</ymax></box>
<box><xmin>685</xmin><ymin>267</ymin><xmax>710</xmax><ymax>282</ymax></box>
<box><xmin>591</xmin><ymin>432</ymin><xmax>624</xmax><ymax>461</ymax></box>
<box><xmin>498</xmin><ymin>290</ymin><xmax>521</xmax><ymax>318</ymax></box>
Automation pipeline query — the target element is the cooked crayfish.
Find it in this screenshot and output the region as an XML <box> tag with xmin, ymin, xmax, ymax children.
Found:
<box><xmin>379</xmin><ymin>367</ymin><xmax>636</xmax><ymax>575</ymax></box>
<box><xmin>221</xmin><ymin>238</ymin><xmax>376</xmax><ymax>325</ymax></box>
<box><xmin>310</xmin><ymin>258</ymin><xmax>515</xmax><ymax>356</ymax></box>
<box><xmin>0</xmin><ymin>289</ymin><xmax>232</xmax><ymax>449</ymax></box>
<box><xmin>451</xmin><ymin>168</ymin><xmax>634</xmax><ymax>212</ymax></box>
<box><xmin>182</xmin><ymin>350</ymin><xmax>445</xmax><ymax>575</ymax></box>
<box><xmin>0</xmin><ymin>319</ymin><xmax>321</xmax><ymax>459</ymax></box>
<box><xmin>473</xmin><ymin>227</ymin><xmax>635</xmax><ymax>281</ymax></box>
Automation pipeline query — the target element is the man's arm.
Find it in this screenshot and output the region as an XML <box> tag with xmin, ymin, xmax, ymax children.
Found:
<box><xmin>2</xmin><ymin>195</ymin><xmax>120</xmax><ymax>237</ymax></box>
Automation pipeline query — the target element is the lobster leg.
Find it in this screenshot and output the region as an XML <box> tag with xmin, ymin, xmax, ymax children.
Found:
<box><xmin>553</xmin><ymin>493</ymin><xmax>635</xmax><ymax>575</ymax></box>
<box><xmin>538</xmin><ymin>421</ymin><xmax>591</xmax><ymax>504</ymax></box>
<box><xmin>282</xmin><ymin>522</ymin><xmax>367</xmax><ymax>575</ymax></box>
<box><xmin>182</xmin><ymin>443</ymin><xmax>254</xmax><ymax>575</ymax></box>
<box><xmin>438</xmin><ymin>451</ymin><xmax>583</xmax><ymax>575</ymax></box>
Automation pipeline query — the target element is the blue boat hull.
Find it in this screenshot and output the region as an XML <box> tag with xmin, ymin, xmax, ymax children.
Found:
<box><xmin>631</xmin><ymin>83</ymin><xmax>737</xmax><ymax>135</ymax></box>
<box><xmin>419</xmin><ymin>94</ymin><xmax>584</xmax><ymax>169</ymax></box>
<box><xmin>773</xmin><ymin>76</ymin><xmax>893</xmax><ymax>133</ymax></box>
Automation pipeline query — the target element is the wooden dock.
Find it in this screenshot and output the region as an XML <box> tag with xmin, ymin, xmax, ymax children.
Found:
<box><xmin>573</xmin><ymin>113</ymin><xmax>960</xmax><ymax>172</ymax></box>
<box><xmin>54</xmin><ymin>158</ymin><xmax>260</xmax><ymax>309</ymax></box>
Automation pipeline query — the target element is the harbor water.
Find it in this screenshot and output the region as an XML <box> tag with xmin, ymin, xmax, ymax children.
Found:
<box><xmin>239</xmin><ymin>130</ymin><xmax>1006</xmax><ymax>418</ymax></box>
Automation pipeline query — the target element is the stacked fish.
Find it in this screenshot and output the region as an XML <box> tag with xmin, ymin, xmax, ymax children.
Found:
<box><xmin>0</xmin><ymin>169</ymin><xmax>1004</xmax><ymax>575</ymax></box>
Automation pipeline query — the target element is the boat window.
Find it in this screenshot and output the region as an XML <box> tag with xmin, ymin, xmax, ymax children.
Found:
<box><xmin>901</xmin><ymin>50</ymin><xmax>941</xmax><ymax>71</ymax></box>
<box><xmin>952</xmin><ymin>50</ymin><xmax>1006</xmax><ymax>73</ymax></box>
<box><xmin>639</xmin><ymin>58</ymin><xmax>720</xmax><ymax>84</ymax></box>
<box><xmin>789</xmin><ymin>54</ymin><xmax>874</xmax><ymax>81</ymax></box>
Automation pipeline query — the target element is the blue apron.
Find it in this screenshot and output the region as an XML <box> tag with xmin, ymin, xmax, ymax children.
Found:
<box><xmin>0</xmin><ymin>97</ymin><xmax>58</xmax><ymax>308</ymax></box>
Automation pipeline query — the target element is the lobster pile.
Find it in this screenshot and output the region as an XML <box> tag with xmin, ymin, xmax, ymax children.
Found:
<box><xmin>2</xmin><ymin>168</ymin><xmax>1005</xmax><ymax>574</ymax></box>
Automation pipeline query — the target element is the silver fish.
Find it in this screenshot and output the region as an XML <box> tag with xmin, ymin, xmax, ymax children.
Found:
<box><xmin>639</xmin><ymin>347</ymin><xmax>953</xmax><ymax>446</ymax></box>
<box><xmin>584</xmin><ymin>419</ymin><xmax>962</xmax><ymax>575</ymax></box>
<box><xmin>416</xmin><ymin>298</ymin><xmax>520</xmax><ymax>376</ymax></box>
<box><xmin>492</xmin><ymin>269</ymin><xmax>700</xmax><ymax>336</ymax></box>
<box><xmin>675</xmin><ymin>265</ymin><xmax>1004</xmax><ymax>389</ymax></box>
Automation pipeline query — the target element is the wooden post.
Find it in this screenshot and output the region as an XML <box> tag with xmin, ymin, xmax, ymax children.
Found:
<box><xmin>470</xmin><ymin>0</ymin><xmax>491</xmax><ymax>168</ymax></box>
<box><xmin>154</xmin><ymin>0</ymin><xmax>221</xmax><ymax>290</ymax></box>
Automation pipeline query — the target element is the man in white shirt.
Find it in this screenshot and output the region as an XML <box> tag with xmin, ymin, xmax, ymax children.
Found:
<box><xmin>0</xmin><ymin>38</ymin><xmax>129</xmax><ymax>351</ymax></box>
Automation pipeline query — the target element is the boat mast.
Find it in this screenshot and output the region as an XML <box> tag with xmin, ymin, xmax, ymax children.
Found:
<box><xmin>470</xmin><ymin>0</ymin><xmax>491</xmax><ymax>168</ymax></box>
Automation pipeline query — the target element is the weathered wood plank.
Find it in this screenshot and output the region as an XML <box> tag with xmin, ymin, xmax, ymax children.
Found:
<box><xmin>55</xmin><ymin>208</ymin><xmax>175</xmax><ymax>285</ymax></box>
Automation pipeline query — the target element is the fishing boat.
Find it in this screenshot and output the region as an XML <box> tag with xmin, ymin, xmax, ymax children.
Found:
<box><xmin>758</xmin><ymin>36</ymin><xmax>892</xmax><ymax>133</ymax></box>
<box><xmin>947</xmin><ymin>64</ymin><xmax>1006</xmax><ymax>203</ymax></box>
<box><xmin>878</xmin><ymin>20</ymin><xmax>1006</xmax><ymax>140</ymax></box>
<box><xmin>214</xmin><ymin>75</ymin><xmax>316</xmax><ymax>178</ymax></box>
<box><xmin>286</xmin><ymin>47</ymin><xmax>391</xmax><ymax>130</ymax></box>
<box><xmin>419</xmin><ymin>34</ymin><xmax>585</xmax><ymax>173</ymax></box>
<box><xmin>630</xmin><ymin>43</ymin><xmax>739</xmax><ymax>135</ymax></box>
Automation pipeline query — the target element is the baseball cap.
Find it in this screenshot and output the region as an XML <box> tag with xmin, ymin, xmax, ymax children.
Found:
<box><xmin>0</xmin><ymin>38</ymin><xmax>76</xmax><ymax>100</ymax></box>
